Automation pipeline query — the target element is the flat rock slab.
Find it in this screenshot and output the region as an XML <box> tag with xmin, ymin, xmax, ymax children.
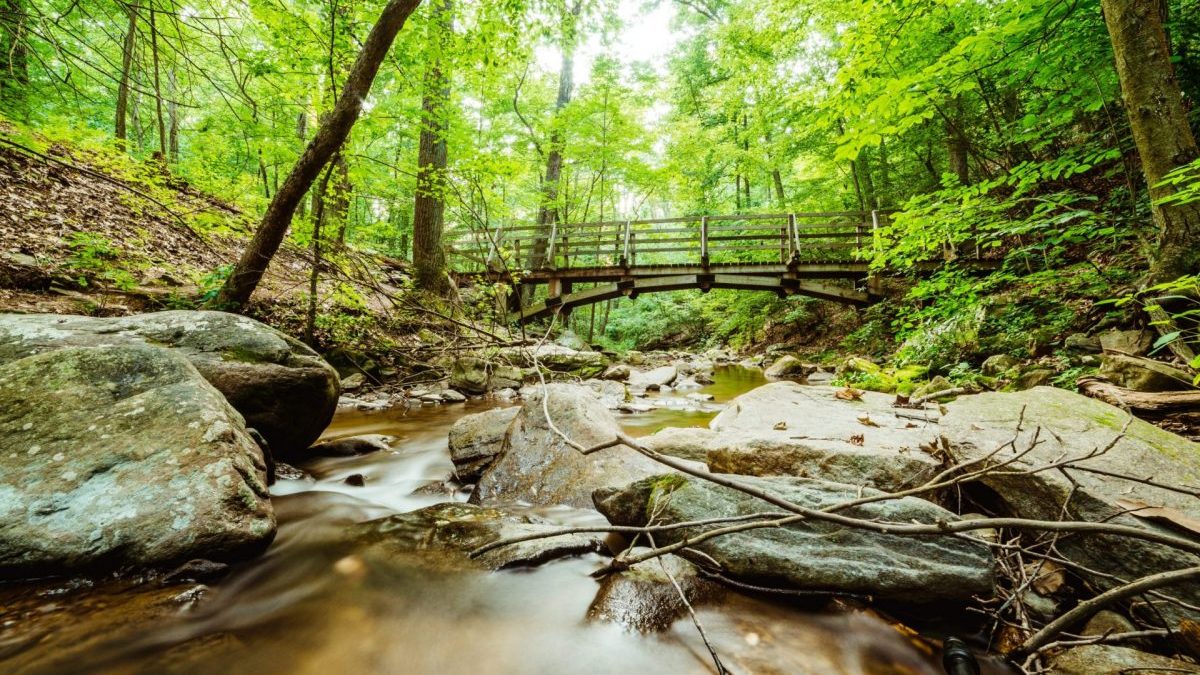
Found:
<box><xmin>642</xmin><ymin>382</ymin><xmax>941</xmax><ymax>491</ymax></box>
<box><xmin>350</xmin><ymin>502</ymin><xmax>604</xmax><ymax>570</ymax></box>
<box><xmin>595</xmin><ymin>473</ymin><xmax>995</xmax><ymax>603</ymax></box>
<box><xmin>0</xmin><ymin>311</ymin><xmax>340</xmax><ymax>453</ymax></box>
<box><xmin>940</xmin><ymin>386</ymin><xmax>1200</xmax><ymax>623</ymax></box>
<box><xmin>471</xmin><ymin>384</ymin><xmax>663</xmax><ymax>509</ymax></box>
<box><xmin>0</xmin><ymin>345</ymin><xmax>275</xmax><ymax>578</ymax></box>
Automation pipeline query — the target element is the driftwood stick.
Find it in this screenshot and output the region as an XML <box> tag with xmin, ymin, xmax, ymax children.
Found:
<box><xmin>1015</xmin><ymin>565</ymin><xmax>1200</xmax><ymax>656</ymax></box>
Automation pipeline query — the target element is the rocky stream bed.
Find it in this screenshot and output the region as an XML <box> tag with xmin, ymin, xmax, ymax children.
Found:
<box><xmin>1</xmin><ymin>311</ymin><xmax>1198</xmax><ymax>675</ymax></box>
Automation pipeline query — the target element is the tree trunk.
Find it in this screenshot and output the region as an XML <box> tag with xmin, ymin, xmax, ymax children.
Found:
<box><xmin>149</xmin><ymin>4</ymin><xmax>167</xmax><ymax>158</ymax></box>
<box><xmin>305</xmin><ymin>162</ymin><xmax>339</xmax><ymax>347</ymax></box>
<box><xmin>945</xmin><ymin>98</ymin><xmax>970</xmax><ymax>186</ymax></box>
<box><xmin>115</xmin><ymin>4</ymin><xmax>138</xmax><ymax>149</ymax></box>
<box><xmin>0</xmin><ymin>0</ymin><xmax>29</xmax><ymax>119</ymax></box>
<box><xmin>529</xmin><ymin>0</ymin><xmax>582</xmax><ymax>271</ymax></box>
<box><xmin>772</xmin><ymin>169</ymin><xmax>786</xmax><ymax>207</ymax></box>
<box><xmin>168</xmin><ymin>69</ymin><xmax>179</xmax><ymax>162</ymax></box>
<box><xmin>412</xmin><ymin>0</ymin><xmax>452</xmax><ymax>294</ymax></box>
<box><xmin>215</xmin><ymin>0</ymin><xmax>423</xmax><ymax>310</ymax></box>
<box><xmin>331</xmin><ymin>154</ymin><xmax>351</xmax><ymax>244</ymax></box>
<box><xmin>1102</xmin><ymin>0</ymin><xmax>1200</xmax><ymax>281</ymax></box>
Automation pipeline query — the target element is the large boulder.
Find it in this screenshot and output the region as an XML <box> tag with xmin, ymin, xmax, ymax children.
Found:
<box><xmin>0</xmin><ymin>311</ymin><xmax>339</xmax><ymax>453</ymax></box>
<box><xmin>448</xmin><ymin>356</ymin><xmax>527</xmax><ymax>394</ymax></box>
<box><xmin>0</xmin><ymin>345</ymin><xmax>275</xmax><ymax>578</ymax></box>
<box><xmin>1098</xmin><ymin>329</ymin><xmax>1154</xmax><ymax>356</ymax></box>
<box><xmin>448</xmin><ymin>407</ymin><xmax>519</xmax><ymax>481</ymax></box>
<box><xmin>702</xmin><ymin>382</ymin><xmax>942</xmax><ymax>491</ymax></box>
<box><xmin>1048</xmin><ymin>645</ymin><xmax>1200</xmax><ymax>674</ymax></box>
<box><xmin>595</xmin><ymin>474</ymin><xmax>994</xmax><ymax>602</ymax></box>
<box><xmin>470</xmin><ymin>384</ymin><xmax>664</xmax><ymax>509</ymax></box>
<box><xmin>1098</xmin><ymin>353</ymin><xmax>1195</xmax><ymax>392</ymax></box>
<box><xmin>941</xmin><ymin>387</ymin><xmax>1200</xmax><ymax>623</ymax></box>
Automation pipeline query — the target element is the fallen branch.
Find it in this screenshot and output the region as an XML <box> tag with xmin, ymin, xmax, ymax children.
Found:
<box><xmin>1015</xmin><ymin>565</ymin><xmax>1200</xmax><ymax>657</ymax></box>
<box><xmin>1077</xmin><ymin>376</ymin><xmax>1200</xmax><ymax>414</ymax></box>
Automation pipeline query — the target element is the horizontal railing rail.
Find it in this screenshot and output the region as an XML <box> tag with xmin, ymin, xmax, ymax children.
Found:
<box><xmin>448</xmin><ymin>210</ymin><xmax>890</xmax><ymax>273</ymax></box>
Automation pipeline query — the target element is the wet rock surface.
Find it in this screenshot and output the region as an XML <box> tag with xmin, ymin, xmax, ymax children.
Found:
<box><xmin>587</xmin><ymin>554</ymin><xmax>723</xmax><ymax>632</ymax></box>
<box><xmin>1047</xmin><ymin>644</ymin><xmax>1200</xmax><ymax>674</ymax></box>
<box><xmin>941</xmin><ymin>386</ymin><xmax>1200</xmax><ymax>623</ymax></box>
<box><xmin>0</xmin><ymin>310</ymin><xmax>340</xmax><ymax>453</ymax></box>
<box><xmin>351</xmin><ymin>502</ymin><xmax>604</xmax><ymax>569</ymax></box>
<box><xmin>595</xmin><ymin>473</ymin><xmax>995</xmax><ymax>602</ymax></box>
<box><xmin>0</xmin><ymin>344</ymin><xmax>275</xmax><ymax>578</ymax></box>
<box><xmin>471</xmin><ymin>384</ymin><xmax>664</xmax><ymax>508</ymax></box>
<box><xmin>448</xmin><ymin>407</ymin><xmax>519</xmax><ymax>481</ymax></box>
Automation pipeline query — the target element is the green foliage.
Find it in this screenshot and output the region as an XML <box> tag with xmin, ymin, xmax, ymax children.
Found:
<box><xmin>64</xmin><ymin>233</ymin><xmax>136</xmax><ymax>292</ymax></box>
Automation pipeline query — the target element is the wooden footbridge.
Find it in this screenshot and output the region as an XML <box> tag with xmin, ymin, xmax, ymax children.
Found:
<box><xmin>449</xmin><ymin>211</ymin><xmax>972</xmax><ymax>323</ymax></box>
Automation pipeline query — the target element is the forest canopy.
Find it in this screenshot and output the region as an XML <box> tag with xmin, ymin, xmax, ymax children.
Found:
<box><xmin>1</xmin><ymin>0</ymin><xmax>1198</xmax><ymax>353</ymax></box>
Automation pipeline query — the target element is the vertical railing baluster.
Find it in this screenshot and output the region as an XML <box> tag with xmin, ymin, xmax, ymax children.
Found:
<box><xmin>700</xmin><ymin>216</ymin><xmax>709</xmax><ymax>266</ymax></box>
<box><xmin>621</xmin><ymin>220</ymin><xmax>632</xmax><ymax>266</ymax></box>
<box><xmin>546</xmin><ymin>220</ymin><xmax>559</xmax><ymax>268</ymax></box>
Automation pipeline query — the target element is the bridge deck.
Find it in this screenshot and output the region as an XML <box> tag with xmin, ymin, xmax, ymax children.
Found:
<box><xmin>446</xmin><ymin>211</ymin><xmax>987</xmax><ymax>323</ymax></box>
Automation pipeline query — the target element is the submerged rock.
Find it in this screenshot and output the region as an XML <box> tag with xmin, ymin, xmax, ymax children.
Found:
<box><xmin>587</xmin><ymin>554</ymin><xmax>723</xmax><ymax>632</ymax></box>
<box><xmin>594</xmin><ymin>473</ymin><xmax>995</xmax><ymax>602</ymax></box>
<box><xmin>302</xmin><ymin>434</ymin><xmax>394</xmax><ymax>460</ymax></box>
<box><xmin>448</xmin><ymin>407</ymin><xmax>519</xmax><ymax>481</ymax></box>
<box><xmin>471</xmin><ymin>384</ymin><xmax>664</xmax><ymax>509</ymax></box>
<box><xmin>351</xmin><ymin>502</ymin><xmax>603</xmax><ymax>569</ymax></box>
<box><xmin>941</xmin><ymin>387</ymin><xmax>1200</xmax><ymax>624</ymax></box>
<box><xmin>0</xmin><ymin>311</ymin><xmax>340</xmax><ymax>454</ymax></box>
<box><xmin>0</xmin><ymin>345</ymin><xmax>275</xmax><ymax>578</ymax></box>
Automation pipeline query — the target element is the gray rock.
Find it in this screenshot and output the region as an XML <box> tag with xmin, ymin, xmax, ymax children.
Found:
<box><xmin>587</xmin><ymin>554</ymin><xmax>723</xmax><ymax>632</ymax></box>
<box><xmin>914</xmin><ymin>375</ymin><xmax>954</xmax><ymax>399</ymax></box>
<box><xmin>1081</xmin><ymin>610</ymin><xmax>1138</xmax><ymax>638</ymax></box>
<box><xmin>625</xmin><ymin>350</ymin><xmax>644</xmax><ymax>365</ymax></box>
<box><xmin>304</xmin><ymin>434</ymin><xmax>393</xmax><ymax>459</ymax></box>
<box><xmin>555</xmin><ymin>330</ymin><xmax>588</xmax><ymax>351</ymax></box>
<box><xmin>1048</xmin><ymin>645</ymin><xmax>1200</xmax><ymax>674</ymax></box>
<box><xmin>471</xmin><ymin>384</ymin><xmax>663</xmax><ymax>509</ymax></box>
<box><xmin>340</xmin><ymin>372</ymin><xmax>366</xmax><ymax>391</ymax></box>
<box><xmin>351</xmin><ymin>502</ymin><xmax>603</xmax><ymax>570</ymax></box>
<box><xmin>594</xmin><ymin>473</ymin><xmax>994</xmax><ymax>602</ymax></box>
<box><xmin>981</xmin><ymin>354</ymin><xmax>1019</xmax><ymax>376</ymax></box>
<box><xmin>448</xmin><ymin>356</ymin><xmax>528</xmax><ymax>394</ymax></box>
<box><xmin>704</xmin><ymin>382</ymin><xmax>942</xmax><ymax>491</ymax></box>
<box><xmin>0</xmin><ymin>345</ymin><xmax>275</xmax><ymax>578</ymax></box>
<box><xmin>639</xmin><ymin>427</ymin><xmax>722</xmax><ymax>461</ymax></box>
<box><xmin>1064</xmin><ymin>333</ymin><xmax>1102</xmax><ymax>353</ymax></box>
<box><xmin>580</xmin><ymin>379</ymin><xmax>628</xmax><ymax>409</ymax></box>
<box><xmin>1098</xmin><ymin>329</ymin><xmax>1154</xmax><ymax>356</ymax></box>
<box><xmin>0</xmin><ymin>311</ymin><xmax>340</xmax><ymax>454</ymax></box>
<box><xmin>601</xmin><ymin>364</ymin><xmax>631</xmax><ymax>381</ymax></box>
<box><xmin>941</xmin><ymin>387</ymin><xmax>1200</xmax><ymax>624</ymax></box>
<box><xmin>764</xmin><ymin>355</ymin><xmax>817</xmax><ymax>380</ymax></box>
<box><xmin>1014</xmin><ymin>368</ymin><xmax>1056</xmax><ymax>390</ymax></box>
<box><xmin>1099</xmin><ymin>354</ymin><xmax>1195</xmax><ymax>392</ymax></box>
<box><xmin>440</xmin><ymin>389</ymin><xmax>467</xmax><ymax>403</ymax></box>
<box><xmin>630</xmin><ymin>365</ymin><xmax>677</xmax><ymax>390</ymax></box>
<box><xmin>448</xmin><ymin>407</ymin><xmax>519</xmax><ymax>481</ymax></box>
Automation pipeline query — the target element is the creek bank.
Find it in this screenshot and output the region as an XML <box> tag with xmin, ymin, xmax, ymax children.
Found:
<box><xmin>0</xmin><ymin>344</ymin><xmax>274</xmax><ymax>578</ymax></box>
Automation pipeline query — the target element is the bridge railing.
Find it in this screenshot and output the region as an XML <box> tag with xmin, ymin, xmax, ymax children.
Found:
<box><xmin>449</xmin><ymin>211</ymin><xmax>885</xmax><ymax>272</ymax></box>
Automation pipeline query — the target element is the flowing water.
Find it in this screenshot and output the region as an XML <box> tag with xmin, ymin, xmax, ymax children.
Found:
<box><xmin>0</xmin><ymin>366</ymin><xmax>1008</xmax><ymax>675</ymax></box>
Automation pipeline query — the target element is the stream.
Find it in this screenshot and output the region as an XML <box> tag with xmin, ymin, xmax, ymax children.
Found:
<box><xmin>0</xmin><ymin>366</ymin><xmax>1008</xmax><ymax>675</ymax></box>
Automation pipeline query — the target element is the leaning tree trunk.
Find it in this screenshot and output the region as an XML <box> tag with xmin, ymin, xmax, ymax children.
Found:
<box><xmin>412</xmin><ymin>0</ymin><xmax>452</xmax><ymax>294</ymax></box>
<box><xmin>1102</xmin><ymin>0</ymin><xmax>1200</xmax><ymax>281</ymax></box>
<box><xmin>215</xmin><ymin>0</ymin><xmax>424</xmax><ymax>310</ymax></box>
<box><xmin>115</xmin><ymin>3</ymin><xmax>138</xmax><ymax>149</ymax></box>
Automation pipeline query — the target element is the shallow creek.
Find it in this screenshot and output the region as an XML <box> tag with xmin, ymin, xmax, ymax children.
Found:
<box><xmin>0</xmin><ymin>367</ymin><xmax>1009</xmax><ymax>675</ymax></box>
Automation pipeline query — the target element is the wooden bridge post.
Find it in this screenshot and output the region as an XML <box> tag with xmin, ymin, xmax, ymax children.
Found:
<box><xmin>867</xmin><ymin>210</ymin><xmax>882</xmax><ymax>297</ymax></box>
<box><xmin>621</xmin><ymin>220</ymin><xmax>631</xmax><ymax>267</ymax></box>
<box><xmin>546</xmin><ymin>220</ymin><xmax>559</xmax><ymax>268</ymax></box>
<box><xmin>700</xmin><ymin>216</ymin><xmax>709</xmax><ymax>267</ymax></box>
<box><xmin>779</xmin><ymin>215</ymin><xmax>788</xmax><ymax>263</ymax></box>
